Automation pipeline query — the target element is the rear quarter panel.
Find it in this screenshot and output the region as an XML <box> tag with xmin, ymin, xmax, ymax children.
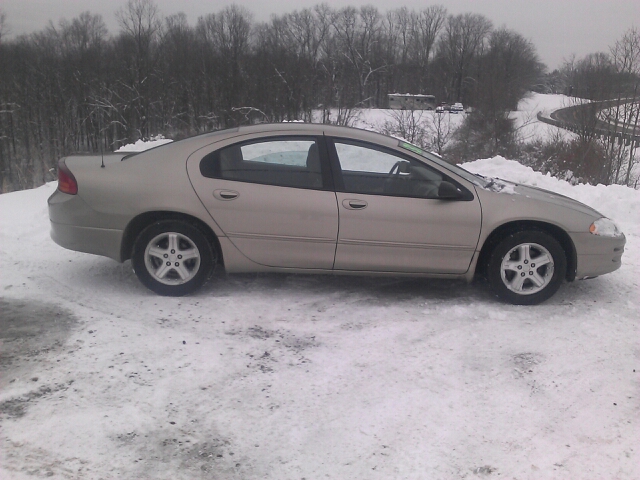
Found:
<box><xmin>66</xmin><ymin>142</ymin><xmax>226</xmax><ymax>237</ymax></box>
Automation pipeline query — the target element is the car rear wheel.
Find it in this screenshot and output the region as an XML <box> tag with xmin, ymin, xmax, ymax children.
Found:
<box><xmin>488</xmin><ymin>230</ymin><xmax>566</xmax><ymax>305</ymax></box>
<box><xmin>132</xmin><ymin>220</ymin><xmax>216</xmax><ymax>296</ymax></box>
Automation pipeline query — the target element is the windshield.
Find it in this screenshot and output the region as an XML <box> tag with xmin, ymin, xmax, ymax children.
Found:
<box><xmin>398</xmin><ymin>141</ymin><xmax>490</xmax><ymax>187</ymax></box>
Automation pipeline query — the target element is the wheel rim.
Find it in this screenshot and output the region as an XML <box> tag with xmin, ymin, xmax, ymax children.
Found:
<box><xmin>143</xmin><ymin>232</ymin><xmax>201</xmax><ymax>286</ymax></box>
<box><xmin>500</xmin><ymin>242</ymin><xmax>555</xmax><ymax>295</ymax></box>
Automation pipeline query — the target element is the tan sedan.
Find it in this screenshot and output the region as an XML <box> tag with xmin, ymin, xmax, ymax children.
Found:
<box><xmin>48</xmin><ymin>123</ymin><xmax>625</xmax><ymax>304</ymax></box>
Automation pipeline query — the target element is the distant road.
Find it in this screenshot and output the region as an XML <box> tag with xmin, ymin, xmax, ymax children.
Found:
<box><xmin>543</xmin><ymin>99</ymin><xmax>640</xmax><ymax>144</ymax></box>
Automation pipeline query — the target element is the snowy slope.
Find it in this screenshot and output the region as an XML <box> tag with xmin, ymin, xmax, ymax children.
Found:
<box><xmin>351</xmin><ymin>92</ymin><xmax>577</xmax><ymax>144</ymax></box>
<box><xmin>1</xmin><ymin>157</ymin><xmax>639</xmax><ymax>477</ymax></box>
<box><xmin>512</xmin><ymin>93</ymin><xmax>578</xmax><ymax>142</ymax></box>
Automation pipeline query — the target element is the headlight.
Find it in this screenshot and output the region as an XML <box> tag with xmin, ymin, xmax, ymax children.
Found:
<box><xmin>589</xmin><ymin>217</ymin><xmax>623</xmax><ymax>237</ymax></box>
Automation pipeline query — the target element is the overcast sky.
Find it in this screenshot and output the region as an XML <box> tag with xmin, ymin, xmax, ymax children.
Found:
<box><xmin>2</xmin><ymin>0</ymin><xmax>639</xmax><ymax>70</ymax></box>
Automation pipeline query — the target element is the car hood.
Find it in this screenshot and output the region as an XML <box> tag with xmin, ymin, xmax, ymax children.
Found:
<box><xmin>482</xmin><ymin>178</ymin><xmax>603</xmax><ymax>218</ymax></box>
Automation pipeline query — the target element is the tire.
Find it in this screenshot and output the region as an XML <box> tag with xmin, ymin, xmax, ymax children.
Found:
<box><xmin>131</xmin><ymin>220</ymin><xmax>216</xmax><ymax>296</ymax></box>
<box><xmin>488</xmin><ymin>230</ymin><xmax>566</xmax><ymax>305</ymax></box>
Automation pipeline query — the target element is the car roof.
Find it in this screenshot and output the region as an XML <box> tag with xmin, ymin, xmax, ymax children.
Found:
<box><xmin>235</xmin><ymin>122</ymin><xmax>395</xmax><ymax>143</ymax></box>
<box><xmin>177</xmin><ymin>123</ymin><xmax>399</xmax><ymax>151</ymax></box>
<box><xmin>123</xmin><ymin>123</ymin><xmax>401</xmax><ymax>163</ymax></box>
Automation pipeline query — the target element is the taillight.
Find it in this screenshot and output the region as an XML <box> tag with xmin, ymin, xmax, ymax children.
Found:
<box><xmin>57</xmin><ymin>159</ymin><xmax>78</xmax><ymax>195</ymax></box>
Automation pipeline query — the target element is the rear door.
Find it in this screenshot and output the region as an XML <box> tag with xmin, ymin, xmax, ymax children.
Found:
<box><xmin>329</xmin><ymin>139</ymin><xmax>482</xmax><ymax>273</ymax></box>
<box><xmin>187</xmin><ymin>135</ymin><xmax>339</xmax><ymax>269</ymax></box>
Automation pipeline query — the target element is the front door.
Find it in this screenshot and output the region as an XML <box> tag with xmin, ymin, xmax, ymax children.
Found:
<box><xmin>330</xmin><ymin>140</ymin><xmax>482</xmax><ymax>273</ymax></box>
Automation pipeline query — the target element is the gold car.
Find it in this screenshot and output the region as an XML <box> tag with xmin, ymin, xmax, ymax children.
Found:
<box><xmin>48</xmin><ymin>124</ymin><xmax>625</xmax><ymax>304</ymax></box>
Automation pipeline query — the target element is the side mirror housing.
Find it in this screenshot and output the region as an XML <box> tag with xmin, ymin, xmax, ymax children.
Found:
<box><xmin>397</xmin><ymin>161</ymin><xmax>411</xmax><ymax>174</ymax></box>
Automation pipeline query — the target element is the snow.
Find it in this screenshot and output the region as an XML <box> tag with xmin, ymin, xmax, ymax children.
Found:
<box><xmin>483</xmin><ymin>177</ymin><xmax>518</xmax><ymax>195</ymax></box>
<box><xmin>1</xmin><ymin>115</ymin><xmax>639</xmax><ymax>479</ymax></box>
<box><xmin>353</xmin><ymin>107</ymin><xmax>467</xmax><ymax>136</ymax></box>
<box><xmin>591</xmin><ymin>217</ymin><xmax>623</xmax><ymax>237</ymax></box>
<box><xmin>115</xmin><ymin>135</ymin><xmax>173</xmax><ymax>152</ymax></box>
<box><xmin>388</xmin><ymin>93</ymin><xmax>435</xmax><ymax>98</ymax></box>
<box><xmin>511</xmin><ymin>93</ymin><xmax>579</xmax><ymax>142</ymax></box>
<box><xmin>345</xmin><ymin>93</ymin><xmax>581</xmax><ymax>145</ymax></box>
<box><xmin>463</xmin><ymin>156</ymin><xmax>640</xmax><ymax>235</ymax></box>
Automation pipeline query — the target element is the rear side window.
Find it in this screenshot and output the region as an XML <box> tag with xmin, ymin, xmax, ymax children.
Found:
<box><xmin>200</xmin><ymin>138</ymin><xmax>323</xmax><ymax>189</ymax></box>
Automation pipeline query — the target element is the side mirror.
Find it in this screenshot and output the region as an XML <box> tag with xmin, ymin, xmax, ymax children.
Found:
<box><xmin>397</xmin><ymin>161</ymin><xmax>411</xmax><ymax>174</ymax></box>
<box><xmin>437</xmin><ymin>181</ymin><xmax>463</xmax><ymax>200</ymax></box>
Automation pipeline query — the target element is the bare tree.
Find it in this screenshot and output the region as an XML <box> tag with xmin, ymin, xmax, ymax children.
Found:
<box><xmin>559</xmin><ymin>30</ymin><xmax>640</xmax><ymax>185</ymax></box>
<box><xmin>381</xmin><ymin>108</ymin><xmax>430</xmax><ymax>147</ymax></box>
<box><xmin>446</xmin><ymin>27</ymin><xmax>541</xmax><ymax>161</ymax></box>
<box><xmin>116</xmin><ymin>0</ymin><xmax>162</xmax><ymax>139</ymax></box>
<box><xmin>382</xmin><ymin>108</ymin><xmax>454</xmax><ymax>155</ymax></box>
<box><xmin>158</xmin><ymin>13</ymin><xmax>201</xmax><ymax>134</ymax></box>
<box><xmin>609</xmin><ymin>27</ymin><xmax>640</xmax><ymax>185</ymax></box>
<box><xmin>0</xmin><ymin>9</ymin><xmax>9</xmax><ymax>44</ymax></box>
<box><xmin>116</xmin><ymin>0</ymin><xmax>161</xmax><ymax>48</ymax></box>
<box><xmin>429</xmin><ymin>111</ymin><xmax>454</xmax><ymax>155</ymax></box>
<box><xmin>196</xmin><ymin>5</ymin><xmax>252</xmax><ymax>125</ymax></box>
<box><xmin>611</xmin><ymin>27</ymin><xmax>640</xmax><ymax>77</ymax></box>
<box><xmin>385</xmin><ymin>7</ymin><xmax>412</xmax><ymax>65</ymax></box>
<box><xmin>331</xmin><ymin>6</ymin><xmax>386</xmax><ymax>106</ymax></box>
<box><xmin>410</xmin><ymin>5</ymin><xmax>447</xmax><ymax>92</ymax></box>
<box><xmin>251</xmin><ymin>6</ymin><xmax>330</xmax><ymax>122</ymax></box>
<box><xmin>480</xmin><ymin>28</ymin><xmax>542</xmax><ymax>111</ymax></box>
<box><xmin>60</xmin><ymin>11</ymin><xmax>108</xmax><ymax>54</ymax></box>
<box><xmin>437</xmin><ymin>13</ymin><xmax>492</xmax><ymax>103</ymax></box>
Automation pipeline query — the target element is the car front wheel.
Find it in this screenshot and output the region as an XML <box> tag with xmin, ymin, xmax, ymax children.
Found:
<box><xmin>132</xmin><ymin>220</ymin><xmax>216</xmax><ymax>296</ymax></box>
<box><xmin>488</xmin><ymin>230</ymin><xmax>566</xmax><ymax>305</ymax></box>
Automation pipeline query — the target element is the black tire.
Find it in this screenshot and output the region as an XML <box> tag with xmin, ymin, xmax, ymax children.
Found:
<box><xmin>131</xmin><ymin>220</ymin><xmax>216</xmax><ymax>296</ymax></box>
<box><xmin>488</xmin><ymin>230</ymin><xmax>566</xmax><ymax>305</ymax></box>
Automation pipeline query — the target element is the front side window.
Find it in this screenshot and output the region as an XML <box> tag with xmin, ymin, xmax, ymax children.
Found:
<box><xmin>397</xmin><ymin>141</ymin><xmax>489</xmax><ymax>188</ymax></box>
<box><xmin>200</xmin><ymin>138</ymin><xmax>323</xmax><ymax>189</ymax></box>
<box><xmin>334</xmin><ymin>141</ymin><xmax>445</xmax><ymax>198</ymax></box>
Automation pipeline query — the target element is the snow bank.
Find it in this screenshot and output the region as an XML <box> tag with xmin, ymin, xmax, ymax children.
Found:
<box><xmin>464</xmin><ymin>156</ymin><xmax>640</xmax><ymax>233</ymax></box>
<box><xmin>115</xmin><ymin>135</ymin><xmax>173</xmax><ymax>152</ymax></box>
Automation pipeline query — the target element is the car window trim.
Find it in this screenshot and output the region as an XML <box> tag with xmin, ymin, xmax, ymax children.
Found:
<box><xmin>325</xmin><ymin>136</ymin><xmax>474</xmax><ymax>201</ymax></box>
<box><xmin>199</xmin><ymin>135</ymin><xmax>335</xmax><ymax>192</ymax></box>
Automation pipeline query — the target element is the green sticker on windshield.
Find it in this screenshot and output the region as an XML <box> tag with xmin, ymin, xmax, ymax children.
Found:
<box><xmin>398</xmin><ymin>141</ymin><xmax>424</xmax><ymax>155</ymax></box>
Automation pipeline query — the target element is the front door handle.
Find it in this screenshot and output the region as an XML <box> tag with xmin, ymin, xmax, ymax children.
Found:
<box><xmin>342</xmin><ymin>199</ymin><xmax>368</xmax><ymax>210</ymax></box>
<box><xmin>213</xmin><ymin>189</ymin><xmax>239</xmax><ymax>201</ymax></box>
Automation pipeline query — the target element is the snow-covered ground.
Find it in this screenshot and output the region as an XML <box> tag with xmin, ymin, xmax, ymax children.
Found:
<box><xmin>511</xmin><ymin>93</ymin><xmax>579</xmax><ymax>142</ymax></box>
<box><xmin>349</xmin><ymin>92</ymin><xmax>578</xmax><ymax>145</ymax></box>
<box><xmin>1</xmin><ymin>105</ymin><xmax>639</xmax><ymax>479</ymax></box>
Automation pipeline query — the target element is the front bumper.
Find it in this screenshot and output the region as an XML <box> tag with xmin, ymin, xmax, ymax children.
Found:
<box><xmin>571</xmin><ymin>231</ymin><xmax>626</xmax><ymax>278</ymax></box>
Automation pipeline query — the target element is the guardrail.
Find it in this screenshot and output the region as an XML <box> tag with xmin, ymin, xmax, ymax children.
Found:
<box><xmin>537</xmin><ymin>111</ymin><xmax>574</xmax><ymax>131</ymax></box>
<box><xmin>538</xmin><ymin>100</ymin><xmax>640</xmax><ymax>147</ymax></box>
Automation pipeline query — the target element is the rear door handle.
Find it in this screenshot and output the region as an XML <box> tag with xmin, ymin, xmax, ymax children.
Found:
<box><xmin>213</xmin><ymin>189</ymin><xmax>239</xmax><ymax>201</ymax></box>
<box><xmin>342</xmin><ymin>199</ymin><xmax>368</xmax><ymax>210</ymax></box>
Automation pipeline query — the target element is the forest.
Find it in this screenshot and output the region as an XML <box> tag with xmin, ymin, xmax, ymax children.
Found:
<box><xmin>0</xmin><ymin>0</ymin><xmax>638</xmax><ymax>191</ymax></box>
